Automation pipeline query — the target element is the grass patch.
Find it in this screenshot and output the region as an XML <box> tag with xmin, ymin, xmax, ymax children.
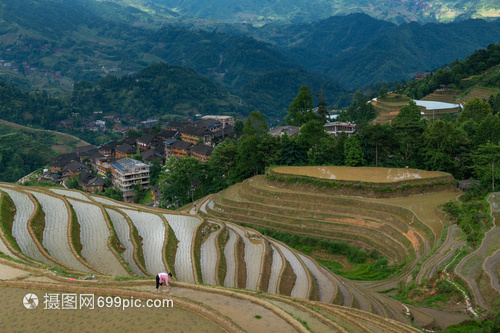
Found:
<box><xmin>316</xmin><ymin>259</ymin><xmax>344</xmax><ymax>270</ymax></box>
<box><xmin>68</xmin><ymin>202</ymin><xmax>83</xmax><ymax>258</ymax></box>
<box><xmin>192</xmin><ymin>221</ymin><xmax>208</xmax><ymax>284</ymax></box>
<box><xmin>165</xmin><ymin>222</ymin><xmax>179</xmax><ymax>277</ymax></box>
<box><xmin>254</xmin><ymin>315</ymin><xmax>262</xmax><ymax>319</ymax></box>
<box><xmin>129</xmin><ymin>216</ymin><xmax>147</xmax><ymax>273</ymax></box>
<box><xmin>217</xmin><ymin>227</ymin><xmax>229</xmax><ymax>285</ymax></box>
<box><xmin>139</xmin><ymin>190</ymin><xmax>153</xmax><ymax>205</ymax></box>
<box><xmin>253</xmin><ymin>226</ymin><xmax>399</xmax><ymax>280</ymax></box>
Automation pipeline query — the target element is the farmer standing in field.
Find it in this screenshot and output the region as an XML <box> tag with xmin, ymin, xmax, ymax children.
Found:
<box><xmin>156</xmin><ymin>272</ymin><xmax>173</xmax><ymax>293</ymax></box>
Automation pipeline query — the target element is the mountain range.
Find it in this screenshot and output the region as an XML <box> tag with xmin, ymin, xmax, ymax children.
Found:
<box><xmin>1</xmin><ymin>0</ymin><xmax>500</xmax><ymax>118</ymax></box>
<box><xmin>88</xmin><ymin>0</ymin><xmax>500</xmax><ymax>24</ymax></box>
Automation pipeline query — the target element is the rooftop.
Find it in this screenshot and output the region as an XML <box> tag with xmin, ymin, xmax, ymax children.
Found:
<box><xmin>110</xmin><ymin>158</ymin><xmax>148</xmax><ymax>172</ymax></box>
<box><xmin>191</xmin><ymin>144</ymin><xmax>214</xmax><ymax>155</ymax></box>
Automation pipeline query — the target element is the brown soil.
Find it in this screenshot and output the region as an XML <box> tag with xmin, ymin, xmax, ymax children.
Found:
<box><xmin>258</xmin><ymin>238</ymin><xmax>272</xmax><ymax>292</ymax></box>
<box><xmin>0</xmin><ymin>262</ymin><xmax>30</xmax><ymax>280</ymax></box>
<box><xmin>326</xmin><ymin>216</ymin><xmax>381</xmax><ymax>229</ymax></box>
<box><xmin>0</xmin><ymin>286</ymin><xmax>223</xmax><ymax>333</ymax></box>
<box><xmin>272</xmin><ymin>166</ymin><xmax>447</xmax><ymax>183</ymax></box>
<box><xmin>403</xmin><ymin>229</ymin><xmax>420</xmax><ymax>251</ymax></box>
<box><xmin>278</xmin><ymin>260</ymin><xmax>297</xmax><ymax>297</ymax></box>
<box><xmin>235</xmin><ymin>234</ymin><xmax>246</xmax><ymax>289</ymax></box>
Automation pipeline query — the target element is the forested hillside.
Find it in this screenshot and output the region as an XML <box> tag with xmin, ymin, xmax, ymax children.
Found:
<box><xmin>401</xmin><ymin>43</ymin><xmax>500</xmax><ymax>100</ymax></box>
<box><xmin>71</xmin><ymin>63</ymin><xmax>251</xmax><ymax>119</ymax></box>
<box><xmin>277</xmin><ymin>14</ymin><xmax>500</xmax><ymax>88</ymax></box>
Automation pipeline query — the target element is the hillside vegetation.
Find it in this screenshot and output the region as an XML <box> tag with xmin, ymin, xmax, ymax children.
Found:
<box><xmin>0</xmin><ymin>120</ymin><xmax>88</xmax><ymax>182</ymax></box>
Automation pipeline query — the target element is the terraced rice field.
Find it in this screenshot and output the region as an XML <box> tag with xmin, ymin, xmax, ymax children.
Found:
<box><xmin>456</xmin><ymin>193</ymin><xmax>500</xmax><ymax>309</ymax></box>
<box><xmin>68</xmin><ymin>199</ymin><xmax>128</xmax><ymax>276</ymax></box>
<box><xmin>229</xmin><ymin>224</ymin><xmax>264</xmax><ymax>291</ymax></box>
<box><xmin>164</xmin><ymin>214</ymin><xmax>201</xmax><ymax>283</ymax></box>
<box><xmin>298</xmin><ymin>253</ymin><xmax>336</xmax><ymax>303</ymax></box>
<box><xmin>200</xmin><ymin>222</ymin><xmax>221</xmax><ymax>285</ymax></box>
<box><xmin>0</xmin><ymin>187</ymin><xmax>48</xmax><ymax>263</ymax></box>
<box><xmin>223</xmin><ymin>228</ymin><xmax>237</xmax><ymax>288</ymax></box>
<box><xmin>268</xmin><ymin>245</ymin><xmax>284</xmax><ymax>294</ymax></box>
<box><xmin>91</xmin><ymin>195</ymin><xmax>128</xmax><ymax>208</ymax></box>
<box><xmin>270</xmin><ymin>240</ymin><xmax>309</xmax><ymax>299</ymax></box>
<box><xmin>28</xmin><ymin>190</ymin><xmax>91</xmax><ymax>273</ymax></box>
<box><xmin>50</xmin><ymin>188</ymin><xmax>91</xmax><ymax>202</ymax></box>
<box><xmin>416</xmin><ymin>226</ymin><xmax>465</xmax><ymax>285</ymax></box>
<box><xmin>119</xmin><ymin>209</ymin><xmax>167</xmax><ymax>275</ymax></box>
<box><xmin>366</xmin><ymin>190</ymin><xmax>459</xmax><ymax>239</ymax></box>
<box><xmin>0</xmin><ymin>178</ymin><xmax>474</xmax><ymax>331</ymax></box>
<box><xmin>106</xmin><ymin>208</ymin><xmax>145</xmax><ymax>276</ymax></box>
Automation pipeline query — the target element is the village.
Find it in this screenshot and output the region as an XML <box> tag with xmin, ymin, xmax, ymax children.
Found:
<box><xmin>44</xmin><ymin>114</ymin><xmax>357</xmax><ymax>203</ymax></box>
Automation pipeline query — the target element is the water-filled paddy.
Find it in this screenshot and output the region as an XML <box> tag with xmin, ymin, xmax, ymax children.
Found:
<box><xmin>273</xmin><ymin>166</ymin><xmax>448</xmax><ymax>183</ymax></box>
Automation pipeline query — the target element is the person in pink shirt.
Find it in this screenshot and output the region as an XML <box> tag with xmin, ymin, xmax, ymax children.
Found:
<box><xmin>156</xmin><ymin>272</ymin><xmax>173</xmax><ymax>293</ymax></box>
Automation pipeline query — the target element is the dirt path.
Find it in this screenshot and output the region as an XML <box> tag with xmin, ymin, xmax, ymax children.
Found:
<box><xmin>0</xmin><ymin>262</ymin><xmax>30</xmax><ymax>279</ymax></box>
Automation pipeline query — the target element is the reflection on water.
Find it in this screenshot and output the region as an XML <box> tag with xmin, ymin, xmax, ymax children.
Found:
<box><xmin>274</xmin><ymin>166</ymin><xmax>446</xmax><ymax>183</ymax></box>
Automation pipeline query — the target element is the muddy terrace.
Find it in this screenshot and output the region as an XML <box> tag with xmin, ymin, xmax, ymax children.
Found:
<box><xmin>272</xmin><ymin>166</ymin><xmax>448</xmax><ymax>182</ymax></box>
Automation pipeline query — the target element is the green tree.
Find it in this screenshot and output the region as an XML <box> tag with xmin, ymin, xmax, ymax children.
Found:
<box><xmin>316</xmin><ymin>89</ymin><xmax>329</xmax><ymax>124</ymax></box>
<box><xmin>307</xmin><ymin>135</ymin><xmax>337</xmax><ymax>165</ymax></box>
<box><xmin>243</xmin><ymin>111</ymin><xmax>268</xmax><ymax>136</ymax></box>
<box><xmin>344</xmin><ymin>134</ymin><xmax>365</xmax><ymax>167</ymax></box>
<box><xmin>458</xmin><ymin>97</ymin><xmax>493</xmax><ymax>123</ymax></box>
<box><xmin>471</xmin><ymin>142</ymin><xmax>500</xmax><ymax>192</ymax></box>
<box><xmin>379</xmin><ymin>86</ymin><xmax>389</xmax><ymax>99</ymax></box>
<box><xmin>233</xmin><ymin>119</ymin><xmax>244</xmax><ymax>136</ymax></box>
<box><xmin>332</xmin><ymin>132</ymin><xmax>348</xmax><ymax>166</ymax></box>
<box><xmin>421</xmin><ymin>120</ymin><xmax>466</xmax><ymax>172</ymax></box>
<box><xmin>361</xmin><ymin>123</ymin><xmax>392</xmax><ymax>167</ymax></box>
<box><xmin>285</xmin><ymin>85</ymin><xmax>315</xmax><ymax>126</ymax></box>
<box><xmin>280</xmin><ymin>133</ymin><xmax>307</xmax><ymax>166</ymax></box>
<box><xmin>298</xmin><ymin>119</ymin><xmax>328</xmax><ymax>150</ymax></box>
<box><xmin>391</xmin><ymin>100</ymin><xmax>425</xmax><ymax>165</ymax></box>
<box><xmin>160</xmin><ymin>157</ymin><xmax>203</xmax><ymax>207</ymax></box>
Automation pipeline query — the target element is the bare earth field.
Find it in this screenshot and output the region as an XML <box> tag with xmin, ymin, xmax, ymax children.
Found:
<box><xmin>0</xmin><ymin>287</ymin><xmax>222</xmax><ymax>333</ymax></box>
<box><xmin>273</xmin><ymin>166</ymin><xmax>447</xmax><ymax>182</ymax></box>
